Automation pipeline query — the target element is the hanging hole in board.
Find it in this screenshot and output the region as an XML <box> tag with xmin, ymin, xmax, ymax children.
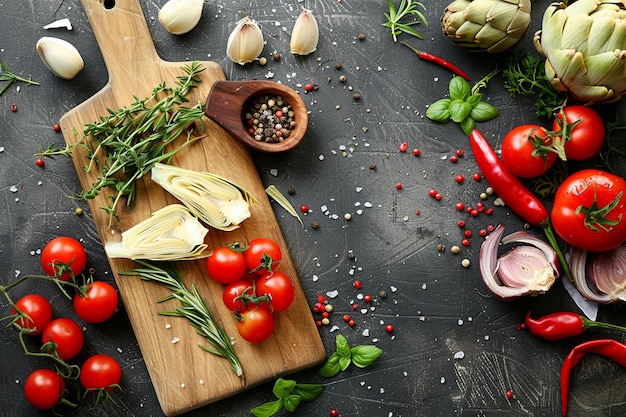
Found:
<box><xmin>103</xmin><ymin>0</ymin><xmax>116</xmax><ymax>9</ymax></box>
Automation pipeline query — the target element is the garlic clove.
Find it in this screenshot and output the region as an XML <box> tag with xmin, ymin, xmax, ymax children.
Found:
<box><xmin>158</xmin><ymin>0</ymin><xmax>203</xmax><ymax>35</ymax></box>
<box><xmin>290</xmin><ymin>9</ymin><xmax>319</xmax><ymax>55</ymax></box>
<box><xmin>226</xmin><ymin>16</ymin><xmax>264</xmax><ymax>65</ymax></box>
<box><xmin>36</xmin><ymin>37</ymin><xmax>84</xmax><ymax>80</ymax></box>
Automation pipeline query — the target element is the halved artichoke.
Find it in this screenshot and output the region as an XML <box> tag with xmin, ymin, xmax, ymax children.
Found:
<box><xmin>534</xmin><ymin>0</ymin><xmax>626</xmax><ymax>103</ymax></box>
<box><xmin>441</xmin><ymin>0</ymin><xmax>531</xmax><ymax>53</ymax></box>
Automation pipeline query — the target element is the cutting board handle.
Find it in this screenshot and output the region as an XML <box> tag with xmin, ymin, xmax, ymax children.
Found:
<box><xmin>80</xmin><ymin>0</ymin><xmax>161</xmax><ymax>84</ymax></box>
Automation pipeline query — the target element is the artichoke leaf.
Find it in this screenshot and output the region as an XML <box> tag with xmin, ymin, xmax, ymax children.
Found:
<box><xmin>587</xmin><ymin>16</ymin><xmax>618</xmax><ymax>54</ymax></box>
<box><xmin>484</xmin><ymin>0</ymin><xmax>521</xmax><ymax>32</ymax></box>
<box><xmin>585</xmin><ymin>51</ymin><xmax>626</xmax><ymax>86</ymax></box>
<box><xmin>561</xmin><ymin>14</ymin><xmax>594</xmax><ymax>53</ymax></box>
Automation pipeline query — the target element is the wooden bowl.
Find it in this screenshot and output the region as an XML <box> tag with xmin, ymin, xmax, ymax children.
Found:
<box><xmin>204</xmin><ymin>80</ymin><xmax>308</xmax><ymax>153</ymax></box>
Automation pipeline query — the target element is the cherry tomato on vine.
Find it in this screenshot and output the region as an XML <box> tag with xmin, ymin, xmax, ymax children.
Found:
<box><xmin>244</xmin><ymin>238</ymin><xmax>282</xmax><ymax>274</ymax></box>
<box><xmin>237</xmin><ymin>303</ymin><xmax>275</xmax><ymax>343</ymax></box>
<box><xmin>552</xmin><ymin>169</ymin><xmax>626</xmax><ymax>252</ymax></box>
<box><xmin>501</xmin><ymin>124</ymin><xmax>557</xmax><ymax>178</ymax></box>
<box><xmin>12</xmin><ymin>294</ymin><xmax>53</xmax><ymax>335</ymax></box>
<box><xmin>41</xmin><ymin>317</ymin><xmax>84</xmax><ymax>361</ymax></box>
<box><xmin>40</xmin><ymin>236</ymin><xmax>87</xmax><ymax>281</ymax></box>
<box><xmin>206</xmin><ymin>246</ymin><xmax>247</xmax><ymax>284</ymax></box>
<box><xmin>222</xmin><ymin>280</ymin><xmax>255</xmax><ymax>312</ymax></box>
<box><xmin>80</xmin><ymin>354</ymin><xmax>122</xmax><ymax>393</ymax></box>
<box><xmin>256</xmin><ymin>271</ymin><xmax>295</xmax><ymax>312</ymax></box>
<box><xmin>24</xmin><ymin>369</ymin><xmax>65</xmax><ymax>409</ymax></box>
<box><xmin>73</xmin><ymin>281</ymin><xmax>119</xmax><ymax>323</ymax></box>
<box><xmin>553</xmin><ymin>105</ymin><xmax>605</xmax><ymax>161</ymax></box>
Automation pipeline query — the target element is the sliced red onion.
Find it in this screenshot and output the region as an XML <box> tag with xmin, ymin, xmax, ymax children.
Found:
<box><xmin>479</xmin><ymin>225</ymin><xmax>559</xmax><ymax>300</ymax></box>
<box><xmin>570</xmin><ymin>246</ymin><xmax>626</xmax><ymax>303</ymax></box>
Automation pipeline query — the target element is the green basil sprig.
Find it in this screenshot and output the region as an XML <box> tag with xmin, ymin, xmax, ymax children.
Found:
<box><xmin>250</xmin><ymin>378</ymin><xmax>323</xmax><ymax>417</ymax></box>
<box><xmin>319</xmin><ymin>334</ymin><xmax>383</xmax><ymax>377</ymax></box>
<box><xmin>426</xmin><ymin>69</ymin><xmax>499</xmax><ymax>135</ymax></box>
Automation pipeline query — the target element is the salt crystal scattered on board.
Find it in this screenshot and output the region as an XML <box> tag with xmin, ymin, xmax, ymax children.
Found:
<box><xmin>454</xmin><ymin>351</ymin><xmax>465</xmax><ymax>360</ymax></box>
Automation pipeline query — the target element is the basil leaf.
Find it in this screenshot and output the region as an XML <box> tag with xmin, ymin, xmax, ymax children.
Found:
<box><xmin>470</xmin><ymin>101</ymin><xmax>499</xmax><ymax>122</ymax></box>
<box><xmin>460</xmin><ymin>117</ymin><xmax>476</xmax><ymax>136</ymax></box>
<box><xmin>449</xmin><ymin>99</ymin><xmax>472</xmax><ymax>123</ymax></box>
<box><xmin>318</xmin><ymin>352</ymin><xmax>342</xmax><ymax>377</ymax></box>
<box><xmin>350</xmin><ymin>345</ymin><xmax>383</xmax><ymax>368</ymax></box>
<box><xmin>272</xmin><ymin>378</ymin><xmax>296</xmax><ymax>398</ymax></box>
<box><xmin>293</xmin><ymin>383</ymin><xmax>324</xmax><ymax>401</ymax></box>
<box><xmin>335</xmin><ymin>334</ymin><xmax>351</xmax><ymax>358</ymax></box>
<box><xmin>339</xmin><ymin>355</ymin><xmax>352</xmax><ymax>371</ymax></box>
<box><xmin>283</xmin><ymin>394</ymin><xmax>302</xmax><ymax>412</ymax></box>
<box><xmin>251</xmin><ymin>399</ymin><xmax>284</xmax><ymax>417</ymax></box>
<box><xmin>466</xmin><ymin>94</ymin><xmax>482</xmax><ymax>107</ymax></box>
<box><xmin>449</xmin><ymin>76</ymin><xmax>471</xmax><ymax>101</ymax></box>
<box><xmin>425</xmin><ymin>98</ymin><xmax>452</xmax><ymax>123</ymax></box>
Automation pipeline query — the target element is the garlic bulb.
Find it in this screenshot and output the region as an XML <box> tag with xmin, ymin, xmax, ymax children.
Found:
<box><xmin>36</xmin><ymin>37</ymin><xmax>84</xmax><ymax>80</ymax></box>
<box><xmin>104</xmin><ymin>204</ymin><xmax>209</xmax><ymax>260</ymax></box>
<box><xmin>290</xmin><ymin>9</ymin><xmax>319</xmax><ymax>55</ymax></box>
<box><xmin>151</xmin><ymin>163</ymin><xmax>256</xmax><ymax>231</ymax></box>
<box><xmin>226</xmin><ymin>16</ymin><xmax>264</xmax><ymax>65</ymax></box>
<box><xmin>158</xmin><ymin>0</ymin><xmax>203</xmax><ymax>35</ymax></box>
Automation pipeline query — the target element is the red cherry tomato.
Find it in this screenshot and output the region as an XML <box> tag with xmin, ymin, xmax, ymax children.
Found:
<box><xmin>552</xmin><ymin>105</ymin><xmax>605</xmax><ymax>161</ymax></box>
<box><xmin>256</xmin><ymin>271</ymin><xmax>295</xmax><ymax>312</ymax></box>
<box><xmin>73</xmin><ymin>281</ymin><xmax>119</xmax><ymax>323</ymax></box>
<box><xmin>206</xmin><ymin>246</ymin><xmax>247</xmax><ymax>284</ymax></box>
<box><xmin>237</xmin><ymin>303</ymin><xmax>275</xmax><ymax>343</ymax></box>
<box><xmin>80</xmin><ymin>354</ymin><xmax>122</xmax><ymax>393</ymax></box>
<box><xmin>501</xmin><ymin>124</ymin><xmax>557</xmax><ymax>178</ymax></box>
<box><xmin>40</xmin><ymin>236</ymin><xmax>87</xmax><ymax>281</ymax></box>
<box><xmin>24</xmin><ymin>369</ymin><xmax>65</xmax><ymax>409</ymax></box>
<box><xmin>41</xmin><ymin>318</ymin><xmax>84</xmax><ymax>361</ymax></box>
<box><xmin>552</xmin><ymin>169</ymin><xmax>626</xmax><ymax>252</ymax></box>
<box><xmin>12</xmin><ymin>294</ymin><xmax>53</xmax><ymax>335</ymax></box>
<box><xmin>222</xmin><ymin>280</ymin><xmax>254</xmax><ymax>312</ymax></box>
<box><xmin>244</xmin><ymin>238</ymin><xmax>282</xmax><ymax>274</ymax></box>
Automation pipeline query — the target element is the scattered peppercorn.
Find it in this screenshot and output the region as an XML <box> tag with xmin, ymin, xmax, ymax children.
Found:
<box><xmin>304</xmin><ymin>83</ymin><xmax>314</xmax><ymax>92</ymax></box>
<box><xmin>450</xmin><ymin>155</ymin><xmax>458</xmax><ymax>163</ymax></box>
<box><xmin>399</xmin><ymin>142</ymin><xmax>408</xmax><ymax>152</ymax></box>
<box><xmin>11</xmin><ymin>103</ymin><xmax>17</xmax><ymax>112</ymax></box>
<box><xmin>353</xmin><ymin>280</ymin><xmax>362</xmax><ymax>289</ymax></box>
<box><xmin>287</xmin><ymin>186</ymin><xmax>296</xmax><ymax>195</ymax></box>
<box><xmin>363</xmin><ymin>294</ymin><xmax>372</xmax><ymax>303</ymax></box>
<box><xmin>258</xmin><ymin>56</ymin><xmax>267</xmax><ymax>66</ymax></box>
<box><xmin>272</xmin><ymin>52</ymin><xmax>281</xmax><ymax>61</ymax></box>
<box><xmin>379</xmin><ymin>290</ymin><xmax>387</xmax><ymax>298</ymax></box>
<box><xmin>53</xmin><ymin>124</ymin><xmax>61</xmax><ymax>132</ymax></box>
<box><xmin>338</xmin><ymin>75</ymin><xmax>347</xmax><ymax>83</ymax></box>
<box><xmin>352</xmin><ymin>92</ymin><xmax>361</xmax><ymax>101</ymax></box>
<box><xmin>395</xmin><ymin>183</ymin><xmax>402</xmax><ymax>190</ymax></box>
<box><xmin>437</xmin><ymin>244</ymin><xmax>445</xmax><ymax>252</ymax></box>
<box><xmin>35</xmin><ymin>158</ymin><xmax>45</xmax><ymax>167</ymax></box>
<box><xmin>300</xmin><ymin>204</ymin><xmax>309</xmax><ymax>213</ymax></box>
<box><xmin>369</xmin><ymin>163</ymin><xmax>376</xmax><ymax>170</ymax></box>
<box><xmin>311</xmin><ymin>221</ymin><xmax>320</xmax><ymax>229</ymax></box>
<box><xmin>335</xmin><ymin>62</ymin><xmax>342</xmax><ymax>70</ymax></box>
<box><xmin>75</xmin><ymin>208</ymin><xmax>83</xmax><ymax>216</ymax></box>
<box><xmin>358</xmin><ymin>33</ymin><xmax>366</xmax><ymax>41</ymax></box>
<box><xmin>385</xmin><ymin>324</ymin><xmax>394</xmax><ymax>333</ymax></box>
<box><xmin>413</xmin><ymin>148</ymin><xmax>421</xmax><ymax>156</ymax></box>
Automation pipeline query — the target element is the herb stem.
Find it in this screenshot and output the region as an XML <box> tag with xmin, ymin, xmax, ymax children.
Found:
<box><xmin>0</xmin><ymin>59</ymin><xmax>39</xmax><ymax>96</ymax></box>
<box><xmin>121</xmin><ymin>261</ymin><xmax>243</xmax><ymax>378</ymax></box>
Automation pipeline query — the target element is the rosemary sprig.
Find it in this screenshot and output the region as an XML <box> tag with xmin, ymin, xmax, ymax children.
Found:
<box><xmin>36</xmin><ymin>61</ymin><xmax>207</xmax><ymax>226</ymax></box>
<box><xmin>0</xmin><ymin>59</ymin><xmax>39</xmax><ymax>96</ymax></box>
<box><xmin>383</xmin><ymin>0</ymin><xmax>428</xmax><ymax>42</ymax></box>
<box><xmin>120</xmin><ymin>260</ymin><xmax>243</xmax><ymax>378</ymax></box>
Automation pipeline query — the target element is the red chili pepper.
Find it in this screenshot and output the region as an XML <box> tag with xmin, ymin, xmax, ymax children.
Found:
<box><xmin>401</xmin><ymin>42</ymin><xmax>471</xmax><ymax>81</ymax></box>
<box><xmin>469</xmin><ymin>130</ymin><xmax>548</xmax><ymax>227</ymax></box>
<box><xmin>525</xmin><ymin>311</ymin><xmax>626</xmax><ymax>341</ymax></box>
<box><xmin>561</xmin><ymin>339</ymin><xmax>626</xmax><ymax>415</ymax></box>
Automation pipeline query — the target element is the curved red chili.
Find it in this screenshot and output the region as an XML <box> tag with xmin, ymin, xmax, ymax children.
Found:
<box><xmin>561</xmin><ymin>339</ymin><xmax>626</xmax><ymax>415</ymax></box>
<box><xmin>469</xmin><ymin>129</ymin><xmax>549</xmax><ymax>227</ymax></box>
<box><xmin>401</xmin><ymin>42</ymin><xmax>471</xmax><ymax>81</ymax></box>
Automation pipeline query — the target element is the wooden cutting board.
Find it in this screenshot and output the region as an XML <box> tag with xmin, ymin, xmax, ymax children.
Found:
<box><xmin>59</xmin><ymin>1</ymin><xmax>325</xmax><ymax>415</ymax></box>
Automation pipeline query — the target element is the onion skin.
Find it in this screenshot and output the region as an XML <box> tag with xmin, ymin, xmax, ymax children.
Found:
<box><xmin>570</xmin><ymin>245</ymin><xmax>626</xmax><ymax>303</ymax></box>
<box><xmin>479</xmin><ymin>225</ymin><xmax>559</xmax><ymax>300</ymax></box>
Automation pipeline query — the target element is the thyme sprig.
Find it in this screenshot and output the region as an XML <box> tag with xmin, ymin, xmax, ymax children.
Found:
<box><xmin>0</xmin><ymin>59</ymin><xmax>39</xmax><ymax>96</ymax></box>
<box><xmin>121</xmin><ymin>260</ymin><xmax>243</xmax><ymax>378</ymax></box>
<box><xmin>383</xmin><ymin>0</ymin><xmax>428</xmax><ymax>42</ymax></box>
<box><xmin>36</xmin><ymin>61</ymin><xmax>207</xmax><ymax>226</ymax></box>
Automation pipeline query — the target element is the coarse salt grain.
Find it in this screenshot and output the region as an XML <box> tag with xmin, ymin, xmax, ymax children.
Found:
<box><xmin>454</xmin><ymin>351</ymin><xmax>465</xmax><ymax>360</ymax></box>
<box><xmin>362</xmin><ymin>329</ymin><xmax>369</xmax><ymax>336</ymax></box>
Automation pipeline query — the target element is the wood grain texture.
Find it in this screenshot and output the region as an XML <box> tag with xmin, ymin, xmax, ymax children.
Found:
<box><xmin>59</xmin><ymin>1</ymin><xmax>325</xmax><ymax>415</ymax></box>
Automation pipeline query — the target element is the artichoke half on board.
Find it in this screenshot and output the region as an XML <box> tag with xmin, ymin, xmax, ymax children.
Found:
<box><xmin>441</xmin><ymin>0</ymin><xmax>531</xmax><ymax>53</ymax></box>
<box><xmin>534</xmin><ymin>0</ymin><xmax>626</xmax><ymax>104</ymax></box>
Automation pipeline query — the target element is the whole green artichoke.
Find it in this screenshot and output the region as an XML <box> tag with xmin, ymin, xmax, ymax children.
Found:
<box><xmin>441</xmin><ymin>0</ymin><xmax>531</xmax><ymax>53</ymax></box>
<box><xmin>534</xmin><ymin>0</ymin><xmax>626</xmax><ymax>104</ymax></box>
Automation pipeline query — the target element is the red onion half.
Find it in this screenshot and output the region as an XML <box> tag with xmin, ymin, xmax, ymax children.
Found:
<box><xmin>479</xmin><ymin>225</ymin><xmax>559</xmax><ymax>300</ymax></box>
<box><xmin>570</xmin><ymin>245</ymin><xmax>626</xmax><ymax>303</ymax></box>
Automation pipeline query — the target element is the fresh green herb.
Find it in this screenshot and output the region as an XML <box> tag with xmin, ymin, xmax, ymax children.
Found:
<box><xmin>318</xmin><ymin>334</ymin><xmax>383</xmax><ymax>377</ymax></box>
<box><xmin>36</xmin><ymin>61</ymin><xmax>207</xmax><ymax>226</ymax></box>
<box><xmin>250</xmin><ymin>378</ymin><xmax>323</xmax><ymax>417</ymax></box>
<box><xmin>502</xmin><ymin>51</ymin><xmax>564</xmax><ymax>119</ymax></box>
<box><xmin>600</xmin><ymin>118</ymin><xmax>626</xmax><ymax>175</ymax></box>
<box><xmin>426</xmin><ymin>69</ymin><xmax>499</xmax><ymax>135</ymax></box>
<box><xmin>120</xmin><ymin>260</ymin><xmax>243</xmax><ymax>377</ymax></box>
<box><xmin>0</xmin><ymin>59</ymin><xmax>39</xmax><ymax>96</ymax></box>
<box><xmin>383</xmin><ymin>0</ymin><xmax>428</xmax><ymax>42</ymax></box>
<box><xmin>265</xmin><ymin>185</ymin><xmax>303</xmax><ymax>227</ymax></box>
